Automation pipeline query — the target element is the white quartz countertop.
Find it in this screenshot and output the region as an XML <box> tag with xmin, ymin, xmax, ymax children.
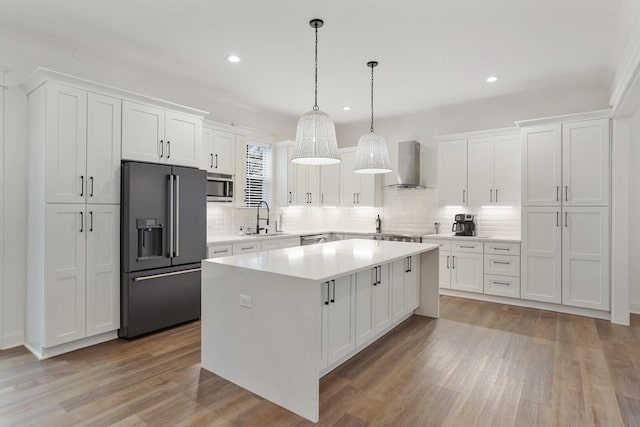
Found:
<box><xmin>204</xmin><ymin>239</ymin><xmax>438</xmax><ymax>282</ymax></box>
<box><xmin>421</xmin><ymin>234</ymin><xmax>521</xmax><ymax>243</ymax></box>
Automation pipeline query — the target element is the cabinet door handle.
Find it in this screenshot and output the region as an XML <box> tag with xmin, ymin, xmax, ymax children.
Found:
<box><xmin>289</xmin><ymin>191</ymin><xmax>292</xmax><ymax>204</ymax></box>
<box><xmin>353</xmin><ymin>193</ymin><xmax>356</xmax><ymax>204</ymax></box>
<box><xmin>496</xmin><ymin>189</ymin><xmax>498</xmax><ymax>203</ymax></box>
<box><xmin>462</xmin><ymin>189</ymin><xmax>466</xmax><ymax>203</ymax></box>
<box><xmin>378</xmin><ymin>265</ymin><xmax>381</xmax><ymax>284</ymax></box>
<box><xmin>556</xmin><ymin>186</ymin><xmax>559</xmax><ymax>202</ymax></box>
<box><xmin>452</xmin><ymin>256</ymin><xmax>455</xmax><ymax>269</ymax></box>
<box><xmin>310</xmin><ymin>193</ymin><xmax>312</xmax><ymax>204</ymax></box>
<box><xmin>324</xmin><ymin>282</ymin><xmax>330</xmax><ymax>305</ymax></box>
<box><xmin>215</xmin><ymin>154</ymin><xmax>218</xmax><ymax>168</ymax></box>
<box><xmin>357</xmin><ymin>193</ymin><xmax>360</xmax><ymax>204</ymax></box>
<box><xmin>89</xmin><ymin>211</ymin><xmax>93</xmax><ymax>232</ymax></box>
<box><xmin>167</xmin><ymin>141</ymin><xmax>171</xmax><ymax>159</ymax></box>
<box><xmin>160</xmin><ymin>140</ymin><xmax>164</xmax><ymax>158</ymax></box>
<box><xmin>409</xmin><ymin>257</ymin><xmax>412</xmax><ymax>272</ymax></box>
<box><xmin>373</xmin><ymin>266</ymin><xmax>378</xmax><ymax>286</ymax></box>
<box><xmin>321</xmin><ymin>193</ymin><xmax>324</xmax><ymax>204</ymax></box>
<box><xmin>556</xmin><ymin>211</ymin><xmax>559</xmax><ymax>227</ymax></box>
<box><xmin>565</xmin><ymin>211</ymin><xmax>568</xmax><ymax>227</ymax></box>
<box><xmin>90</xmin><ymin>176</ymin><xmax>94</xmax><ymax>198</ymax></box>
<box><xmin>565</xmin><ymin>185</ymin><xmax>568</xmax><ymax>202</ymax></box>
<box><xmin>80</xmin><ymin>211</ymin><xmax>84</xmax><ymax>233</ymax></box>
<box><xmin>210</xmin><ymin>154</ymin><xmax>214</xmax><ymax>168</ymax></box>
<box><xmin>447</xmin><ymin>255</ymin><xmax>450</xmax><ymax>269</ymax></box>
<box><xmin>80</xmin><ymin>175</ymin><xmax>84</xmax><ymax>197</ymax></box>
<box><xmin>331</xmin><ymin>280</ymin><xmax>336</xmax><ymax>303</ymax></box>
<box><xmin>490</xmin><ymin>189</ymin><xmax>493</xmax><ymax>202</ymax></box>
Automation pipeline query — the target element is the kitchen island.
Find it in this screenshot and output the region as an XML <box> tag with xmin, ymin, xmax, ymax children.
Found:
<box><xmin>201</xmin><ymin>239</ymin><xmax>439</xmax><ymax>422</ymax></box>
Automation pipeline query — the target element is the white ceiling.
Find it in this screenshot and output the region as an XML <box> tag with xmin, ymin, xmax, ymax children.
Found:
<box><xmin>0</xmin><ymin>0</ymin><xmax>623</xmax><ymax>123</ymax></box>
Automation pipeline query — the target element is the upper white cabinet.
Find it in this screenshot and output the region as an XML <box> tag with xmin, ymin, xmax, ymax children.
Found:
<box><xmin>320</xmin><ymin>163</ymin><xmax>340</xmax><ymax>206</ymax></box>
<box><xmin>438</xmin><ymin>139</ymin><xmax>467</xmax><ymax>205</ymax></box>
<box><xmin>339</xmin><ymin>150</ymin><xmax>381</xmax><ymax>207</ymax></box>
<box><xmin>562</xmin><ymin>119</ymin><xmax>610</xmax><ymax>206</ymax></box>
<box><xmin>86</xmin><ymin>93</ymin><xmax>122</xmax><ymax>204</ymax></box>
<box><xmin>468</xmin><ymin>134</ymin><xmax>520</xmax><ymax>205</ymax></box>
<box><xmin>521</xmin><ymin>125</ymin><xmax>562</xmax><ymax>206</ymax></box>
<box><xmin>122</xmin><ymin>101</ymin><xmax>202</xmax><ymax>168</ymax></box>
<box><xmin>202</xmin><ymin>126</ymin><xmax>236</xmax><ymax>175</ymax></box>
<box><xmin>293</xmin><ymin>163</ymin><xmax>320</xmax><ymax>205</ymax></box>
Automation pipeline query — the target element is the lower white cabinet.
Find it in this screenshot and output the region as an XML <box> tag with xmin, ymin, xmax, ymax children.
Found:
<box><xmin>208</xmin><ymin>244</ymin><xmax>232</xmax><ymax>258</ymax></box>
<box><xmin>450</xmin><ymin>252</ymin><xmax>484</xmax><ymax>293</ymax></box>
<box><xmin>232</xmin><ymin>242</ymin><xmax>260</xmax><ymax>254</ymax></box>
<box><xmin>42</xmin><ymin>203</ymin><xmax>120</xmax><ymax>348</ymax></box>
<box><xmin>355</xmin><ymin>264</ymin><xmax>391</xmax><ymax>348</ymax></box>
<box><xmin>321</xmin><ymin>276</ymin><xmax>356</xmax><ymax>367</ymax></box>
<box><xmin>484</xmin><ymin>275</ymin><xmax>520</xmax><ymax>298</ymax></box>
<box><xmin>391</xmin><ymin>256</ymin><xmax>419</xmax><ymax>322</ymax></box>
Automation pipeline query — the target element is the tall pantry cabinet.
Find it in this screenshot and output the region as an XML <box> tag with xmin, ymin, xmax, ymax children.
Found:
<box><xmin>24</xmin><ymin>77</ymin><xmax>121</xmax><ymax>358</ymax></box>
<box><xmin>519</xmin><ymin>113</ymin><xmax>610</xmax><ymax>312</ymax></box>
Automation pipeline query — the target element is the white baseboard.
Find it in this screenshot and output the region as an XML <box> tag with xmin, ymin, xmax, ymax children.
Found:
<box><xmin>1</xmin><ymin>331</ymin><xmax>24</xmax><ymax>350</ymax></box>
<box><xmin>25</xmin><ymin>331</ymin><xmax>118</xmax><ymax>360</ymax></box>
<box><xmin>630</xmin><ymin>302</ymin><xmax>640</xmax><ymax>315</ymax></box>
<box><xmin>440</xmin><ymin>289</ymin><xmax>611</xmax><ymax>321</ymax></box>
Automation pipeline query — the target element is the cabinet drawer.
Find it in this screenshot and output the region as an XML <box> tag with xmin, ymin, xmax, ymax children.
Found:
<box><xmin>484</xmin><ymin>275</ymin><xmax>520</xmax><ymax>298</ymax></box>
<box><xmin>484</xmin><ymin>242</ymin><xmax>520</xmax><ymax>256</ymax></box>
<box><xmin>259</xmin><ymin>240</ymin><xmax>280</xmax><ymax>251</ymax></box>
<box><xmin>278</xmin><ymin>237</ymin><xmax>300</xmax><ymax>249</ymax></box>
<box><xmin>232</xmin><ymin>242</ymin><xmax>259</xmax><ymax>254</ymax></box>
<box><xmin>484</xmin><ymin>254</ymin><xmax>520</xmax><ymax>277</ymax></box>
<box><xmin>452</xmin><ymin>241</ymin><xmax>483</xmax><ymax>253</ymax></box>
<box><xmin>208</xmin><ymin>244</ymin><xmax>232</xmax><ymax>258</ymax></box>
<box><xmin>423</xmin><ymin>240</ymin><xmax>451</xmax><ymax>251</ymax></box>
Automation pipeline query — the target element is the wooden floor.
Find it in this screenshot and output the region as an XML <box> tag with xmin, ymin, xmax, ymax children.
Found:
<box><xmin>1</xmin><ymin>296</ymin><xmax>640</xmax><ymax>426</ymax></box>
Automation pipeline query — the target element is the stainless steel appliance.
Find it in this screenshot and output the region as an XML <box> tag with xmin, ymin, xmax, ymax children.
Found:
<box><xmin>120</xmin><ymin>161</ymin><xmax>206</xmax><ymax>338</ymax></box>
<box><xmin>300</xmin><ymin>234</ymin><xmax>329</xmax><ymax>245</ymax></box>
<box><xmin>206</xmin><ymin>173</ymin><xmax>233</xmax><ymax>202</ymax></box>
<box><xmin>452</xmin><ymin>213</ymin><xmax>475</xmax><ymax>236</ymax></box>
<box><xmin>386</xmin><ymin>140</ymin><xmax>425</xmax><ymax>189</ymax></box>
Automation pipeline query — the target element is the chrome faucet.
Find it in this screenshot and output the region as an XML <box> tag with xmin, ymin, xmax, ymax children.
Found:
<box><xmin>256</xmin><ymin>200</ymin><xmax>270</xmax><ymax>235</ymax></box>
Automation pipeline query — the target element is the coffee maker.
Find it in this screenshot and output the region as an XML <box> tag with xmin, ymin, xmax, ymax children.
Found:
<box><xmin>452</xmin><ymin>214</ymin><xmax>475</xmax><ymax>236</ymax></box>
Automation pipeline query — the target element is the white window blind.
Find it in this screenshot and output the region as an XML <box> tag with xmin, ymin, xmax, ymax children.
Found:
<box><xmin>244</xmin><ymin>142</ymin><xmax>272</xmax><ymax>207</ymax></box>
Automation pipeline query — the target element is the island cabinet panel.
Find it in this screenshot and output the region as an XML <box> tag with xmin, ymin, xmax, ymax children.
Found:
<box><xmin>326</xmin><ymin>276</ymin><xmax>356</xmax><ymax>364</ymax></box>
<box><xmin>391</xmin><ymin>256</ymin><xmax>419</xmax><ymax>322</ymax></box>
<box><xmin>374</xmin><ymin>263</ymin><xmax>392</xmax><ymax>334</ymax></box>
<box><xmin>355</xmin><ymin>269</ymin><xmax>375</xmax><ymax>347</ymax></box>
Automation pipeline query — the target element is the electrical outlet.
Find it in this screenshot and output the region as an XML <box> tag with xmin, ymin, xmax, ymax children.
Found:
<box><xmin>239</xmin><ymin>294</ymin><xmax>252</xmax><ymax>309</ymax></box>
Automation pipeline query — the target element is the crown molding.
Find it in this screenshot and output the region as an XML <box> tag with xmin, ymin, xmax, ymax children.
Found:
<box><xmin>435</xmin><ymin>126</ymin><xmax>519</xmax><ymax>142</ymax></box>
<box><xmin>514</xmin><ymin>109</ymin><xmax>612</xmax><ymax>127</ymax></box>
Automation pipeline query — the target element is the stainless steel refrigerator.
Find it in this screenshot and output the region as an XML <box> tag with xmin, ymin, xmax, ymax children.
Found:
<box><xmin>120</xmin><ymin>161</ymin><xmax>206</xmax><ymax>338</ymax></box>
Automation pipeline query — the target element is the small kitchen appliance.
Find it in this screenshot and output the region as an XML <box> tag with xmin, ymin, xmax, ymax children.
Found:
<box><xmin>452</xmin><ymin>214</ymin><xmax>475</xmax><ymax>236</ymax></box>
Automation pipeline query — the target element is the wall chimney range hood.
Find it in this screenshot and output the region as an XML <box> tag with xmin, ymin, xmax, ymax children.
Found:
<box><xmin>387</xmin><ymin>140</ymin><xmax>424</xmax><ymax>189</ymax></box>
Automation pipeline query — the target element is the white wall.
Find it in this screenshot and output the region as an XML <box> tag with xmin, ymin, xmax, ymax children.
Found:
<box><xmin>0</xmin><ymin>33</ymin><xmax>296</xmax><ymax>348</ymax></box>
<box><xmin>630</xmin><ymin>107</ymin><xmax>640</xmax><ymax>313</ymax></box>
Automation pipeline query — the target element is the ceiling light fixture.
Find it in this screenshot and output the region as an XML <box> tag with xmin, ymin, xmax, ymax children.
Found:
<box><xmin>291</xmin><ymin>19</ymin><xmax>340</xmax><ymax>165</ymax></box>
<box><xmin>226</xmin><ymin>54</ymin><xmax>241</xmax><ymax>63</ymax></box>
<box><xmin>342</xmin><ymin>106</ymin><xmax>352</xmax><ymax>111</ymax></box>
<box><xmin>354</xmin><ymin>61</ymin><xmax>391</xmax><ymax>174</ymax></box>
<box><xmin>486</xmin><ymin>75</ymin><xmax>499</xmax><ymax>83</ymax></box>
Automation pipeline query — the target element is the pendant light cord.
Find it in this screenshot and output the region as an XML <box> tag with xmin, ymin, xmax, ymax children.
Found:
<box><xmin>313</xmin><ymin>23</ymin><xmax>319</xmax><ymax>111</ymax></box>
<box><xmin>370</xmin><ymin>64</ymin><xmax>375</xmax><ymax>132</ymax></box>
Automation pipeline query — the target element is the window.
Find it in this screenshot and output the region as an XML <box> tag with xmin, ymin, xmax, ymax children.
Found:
<box><xmin>244</xmin><ymin>141</ymin><xmax>272</xmax><ymax>207</ymax></box>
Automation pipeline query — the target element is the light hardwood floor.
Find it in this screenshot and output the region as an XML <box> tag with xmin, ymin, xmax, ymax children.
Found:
<box><xmin>1</xmin><ymin>296</ymin><xmax>639</xmax><ymax>426</ymax></box>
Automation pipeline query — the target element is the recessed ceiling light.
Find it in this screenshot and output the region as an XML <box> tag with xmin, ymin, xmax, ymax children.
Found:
<box><xmin>486</xmin><ymin>75</ymin><xmax>499</xmax><ymax>83</ymax></box>
<box><xmin>226</xmin><ymin>54</ymin><xmax>241</xmax><ymax>63</ymax></box>
<box><xmin>342</xmin><ymin>105</ymin><xmax>352</xmax><ymax>111</ymax></box>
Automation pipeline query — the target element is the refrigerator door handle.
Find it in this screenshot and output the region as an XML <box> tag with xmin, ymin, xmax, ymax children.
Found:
<box><xmin>133</xmin><ymin>267</ymin><xmax>202</xmax><ymax>282</ymax></box>
<box><xmin>175</xmin><ymin>174</ymin><xmax>180</xmax><ymax>257</ymax></box>
<box><xmin>169</xmin><ymin>174</ymin><xmax>174</xmax><ymax>258</ymax></box>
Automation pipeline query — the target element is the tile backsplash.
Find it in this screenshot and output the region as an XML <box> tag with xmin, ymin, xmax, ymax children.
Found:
<box><xmin>438</xmin><ymin>205</ymin><xmax>521</xmax><ymax>237</ymax></box>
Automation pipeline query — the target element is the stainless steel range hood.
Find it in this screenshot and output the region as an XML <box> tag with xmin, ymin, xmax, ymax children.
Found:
<box><xmin>387</xmin><ymin>140</ymin><xmax>424</xmax><ymax>189</ymax></box>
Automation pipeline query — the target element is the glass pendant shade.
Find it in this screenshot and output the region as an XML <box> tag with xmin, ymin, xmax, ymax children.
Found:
<box><xmin>292</xmin><ymin>109</ymin><xmax>341</xmax><ymax>165</ymax></box>
<box><xmin>354</xmin><ymin>131</ymin><xmax>392</xmax><ymax>174</ymax></box>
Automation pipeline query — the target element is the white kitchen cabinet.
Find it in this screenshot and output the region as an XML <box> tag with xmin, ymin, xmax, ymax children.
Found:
<box><xmin>355</xmin><ymin>263</ymin><xmax>391</xmax><ymax>348</ymax></box>
<box><xmin>438</xmin><ymin>139</ymin><xmax>467</xmax><ymax>205</ymax></box>
<box><xmin>259</xmin><ymin>239</ymin><xmax>281</xmax><ymax>251</ymax></box>
<box><xmin>85</xmin><ymin>204</ymin><xmax>120</xmax><ymax>336</ymax></box>
<box><xmin>391</xmin><ymin>256</ymin><xmax>419</xmax><ymax>322</ymax></box>
<box><xmin>339</xmin><ymin>149</ymin><xmax>380</xmax><ymax>206</ymax></box>
<box><xmin>45</xmin><ymin>204</ymin><xmax>87</xmax><ymax>346</ymax></box>
<box><xmin>439</xmin><ymin>253</ymin><xmax>451</xmax><ymax>289</ymax></box>
<box><xmin>86</xmin><ymin>93</ymin><xmax>121</xmax><ymax>204</ymax></box>
<box><xmin>450</xmin><ymin>251</ymin><xmax>483</xmax><ymax>293</ymax></box>
<box><xmin>122</xmin><ymin>101</ymin><xmax>202</xmax><ymax>168</ymax></box>
<box><xmin>493</xmin><ymin>134</ymin><xmax>521</xmax><ymax>205</ymax></box>
<box><xmin>260</xmin><ymin>237</ymin><xmax>299</xmax><ymax>252</ymax></box>
<box><xmin>521</xmin><ymin>207</ymin><xmax>562</xmax><ymax>304</ymax></box>
<box><xmin>521</xmin><ymin>124</ymin><xmax>562</xmax><ymax>206</ymax></box>
<box><xmin>561</xmin><ymin>119</ymin><xmax>610</xmax><ymax>206</ymax></box>
<box><xmin>320</xmin><ymin>163</ymin><xmax>340</xmax><ymax>206</ymax></box>
<box><xmin>44</xmin><ymin>83</ymin><xmax>88</xmax><ymax>204</ymax></box>
<box><xmin>232</xmin><ymin>242</ymin><xmax>259</xmax><ymax>254</ymax></box>
<box><xmin>207</xmin><ymin>244</ymin><xmax>233</xmax><ymax>258</ymax></box>
<box><xmin>562</xmin><ymin>207</ymin><xmax>609</xmax><ymax>310</ymax></box>
<box><xmin>467</xmin><ymin>136</ymin><xmax>494</xmax><ymax>206</ymax></box>
<box><xmin>325</xmin><ymin>276</ymin><xmax>356</xmax><ymax>365</ymax></box>
<box><xmin>468</xmin><ymin>134</ymin><xmax>520</xmax><ymax>205</ymax></box>
<box><xmin>293</xmin><ymin>163</ymin><xmax>320</xmax><ymax>205</ymax></box>
<box><xmin>484</xmin><ymin>254</ymin><xmax>520</xmax><ymax>277</ymax></box>
<box><xmin>484</xmin><ymin>275</ymin><xmax>520</xmax><ymax>299</ymax></box>
<box><xmin>202</xmin><ymin>127</ymin><xmax>236</xmax><ymax>174</ymax></box>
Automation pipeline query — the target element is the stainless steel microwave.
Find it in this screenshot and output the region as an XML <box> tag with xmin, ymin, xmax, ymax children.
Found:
<box><xmin>206</xmin><ymin>173</ymin><xmax>233</xmax><ymax>202</ymax></box>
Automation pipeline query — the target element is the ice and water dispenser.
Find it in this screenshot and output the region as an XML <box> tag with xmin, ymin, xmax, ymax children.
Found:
<box><xmin>136</xmin><ymin>218</ymin><xmax>164</xmax><ymax>260</ymax></box>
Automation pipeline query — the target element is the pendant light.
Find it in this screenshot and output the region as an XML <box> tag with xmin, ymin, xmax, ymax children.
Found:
<box><xmin>291</xmin><ymin>19</ymin><xmax>340</xmax><ymax>165</ymax></box>
<box><xmin>354</xmin><ymin>61</ymin><xmax>391</xmax><ymax>174</ymax></box>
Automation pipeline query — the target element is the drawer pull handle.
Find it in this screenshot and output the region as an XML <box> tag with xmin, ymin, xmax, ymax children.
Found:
<box><xmin>493</xmin><ymin>281</ymin><xmax>511</xmax><ymax>286</ymax></box>
<box><xmin>213</xmin><ymin>249</ymin><xmax>228</xmax><ymax>254</ymax></box>
<box><xmin>494</xmin><ymin>248</ymin><xmax>510</xmax><ymax>251</ymax></box>
<box><xmin>459</xmin><ymin>245</ymin><xmax>475</xmax><ymax>249</ymax></box>
<box><xmin>240</xmin><ymin>247</ymin><xmax>254</xmax><ymax>250</ymax></box>
<box><xmin>493</xmin><ymin>261</ymin><xmax>511</xmax><ymax>265</ymax></box>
